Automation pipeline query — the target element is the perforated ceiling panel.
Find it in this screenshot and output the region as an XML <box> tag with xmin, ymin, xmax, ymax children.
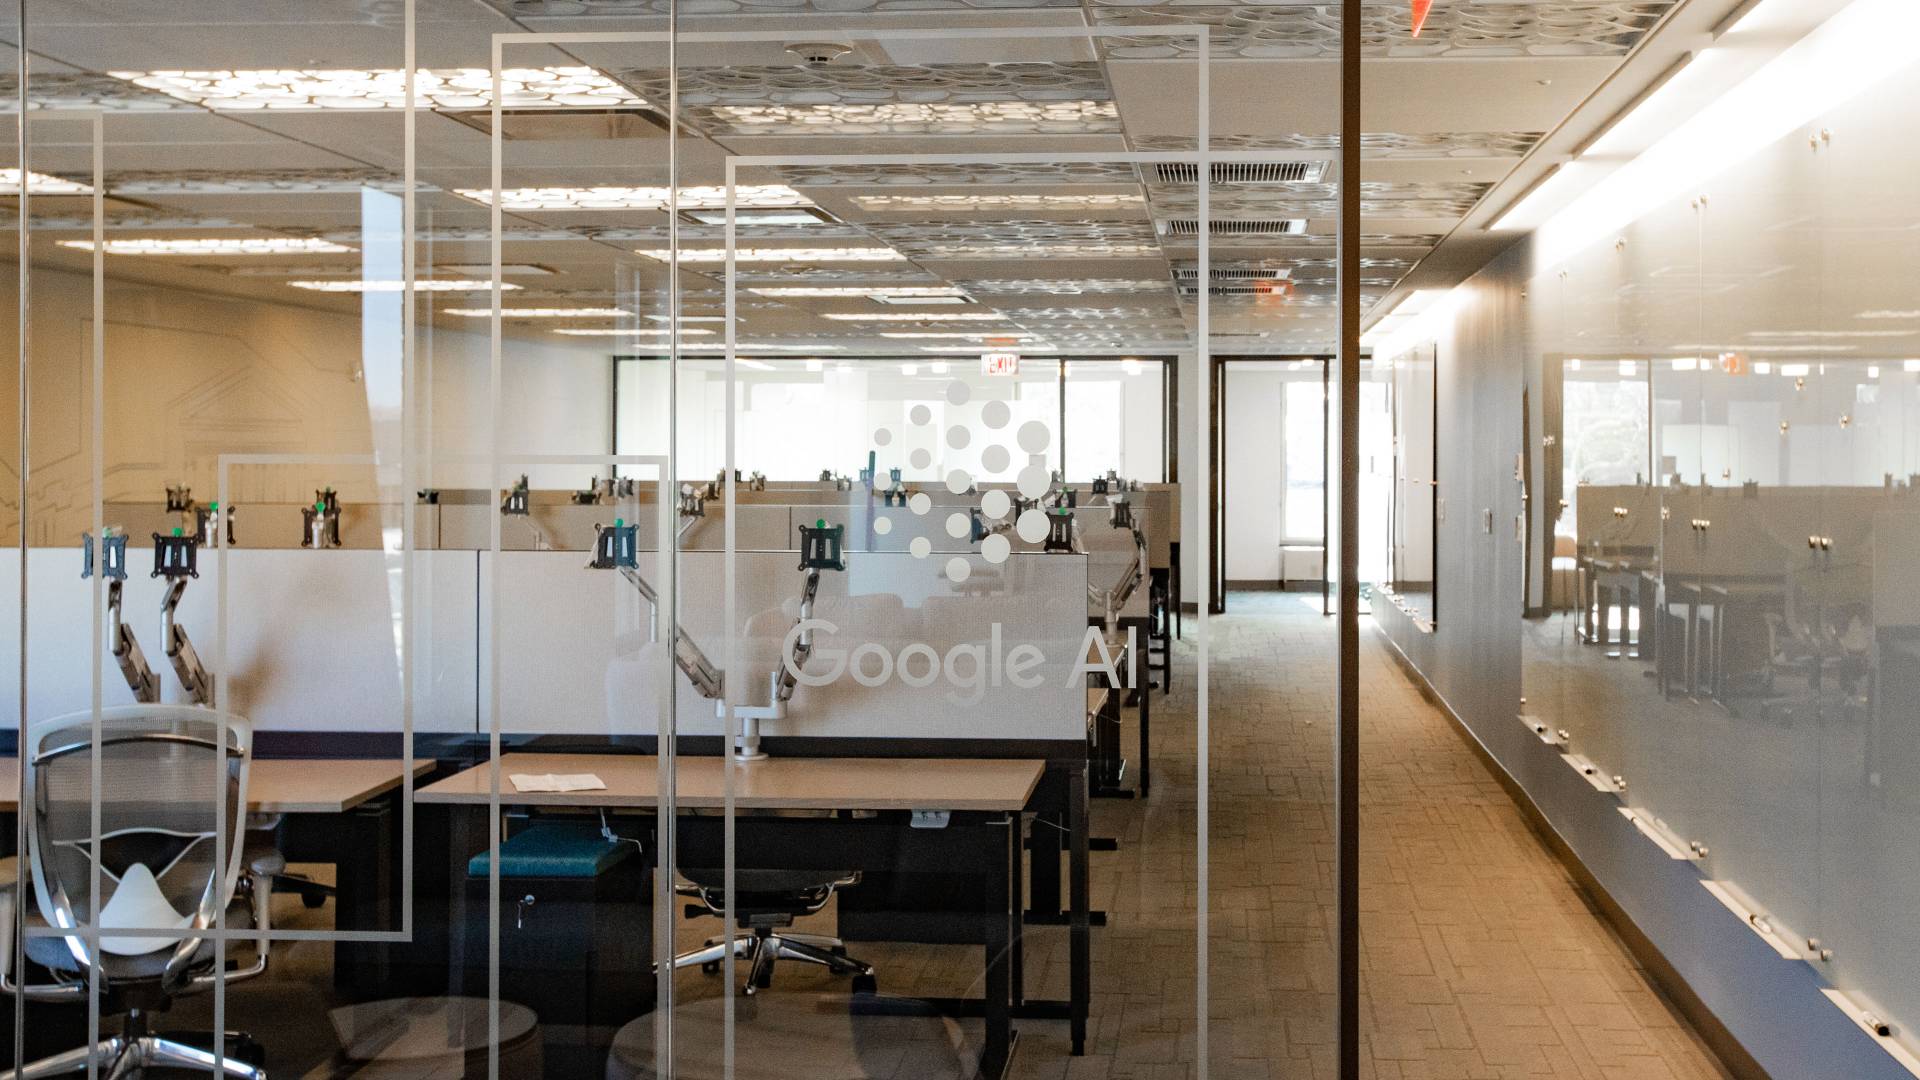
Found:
<box><xmin>1129</xmin><ymin>131</ymin><xmax>1545</xmax><ymax>159</ymax></box>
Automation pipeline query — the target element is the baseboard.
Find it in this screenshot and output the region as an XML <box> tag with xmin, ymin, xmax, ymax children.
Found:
<box><xmin>1371</xmin><ymin>625</ymin><xmax>1767</xmax><ymax>1080</ymax></box>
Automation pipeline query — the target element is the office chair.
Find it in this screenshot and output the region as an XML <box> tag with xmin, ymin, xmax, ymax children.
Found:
<box><xmin>666</xmin><ymin>867</ymin><xmax>875</xmax><ymax>996</ymax></box>
<box><xmin>0</xmin><ymin>705</ymin><xmax>280</xmax><ymax>1079</ymax></box>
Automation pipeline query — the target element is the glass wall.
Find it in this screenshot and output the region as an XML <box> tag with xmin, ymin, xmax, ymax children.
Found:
<box><xmin>1525</xmin><ymin>44</ymin><xmax>1920</xmax><ymax>1049</ymax></box>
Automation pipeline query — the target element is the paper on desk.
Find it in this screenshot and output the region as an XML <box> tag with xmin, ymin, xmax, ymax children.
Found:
<box><xmin>508</xmin><ymin>773</ymin><xmax>606</xmax><ymax>793</ymax></box>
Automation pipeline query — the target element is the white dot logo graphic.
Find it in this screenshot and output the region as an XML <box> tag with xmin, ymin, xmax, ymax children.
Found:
<box><xmin>981</xmin><ymin>533</ymin><xmax>1011</xmax><ymax>564</ymax></box>
<box><xmin>873</xmin><ymin>427</ymin><xmax>893</xmax><ymax>447</ymax></box>
<box><xmin>910</xmin><ymin>404</ymin><xmax>932</xmax><ymax>426</ymax></box>
<box><xmin>1017</xmin><ymin>420</ymin><xmax>1050</xmax><ymax>455</ymax></box>
<box><xmin>910</xmin><ymin>448</ymin><xmax>932</xmax><ymax>470</ymax></box>
<box><xmin>947</xmin><ymin>425</ymin><xmax>971</xmax><ymax>450</ymax></box>
<box><xmin>1016</xmin><ymin>464</ymin><xmax>1050</xmax><ymax>500</ymax></box>
<box><xmin>873</xmin><ymin>515</ymin><xmax>893</xmax><ymax>535</ymax></box>
<box><xmin>945</xmin><ymin>469</ymin><xmax>972</xmax><ymax>495</ymax></box>
<box><xmin>981</xmin><ymin>400</ymin><xmax>1011</xmax><ymax>430</ymax></box>
<box><xmin>981</xmin><ymin>444</ymin><xmax>1010</xmax><ymax>473</ymax></box>
<box><xmin>909</xmin><ymin>492</ymin><xmax>932</xmax><ymax>515</ymax></box>
<box><xmin>980</xmin><ymin>489</ymin><xmax>1011</xmax><ymax>519</ymax></box>
<box><xmin>910</xmin><ymin>536</ymin><xmax>932</xmax><ymax>559</ymax></box>
<box><xmin>945</xmin><ymin>512</ymin><xmax>971</xmax><ymax>539</ymax></box>
<box><xmin>945</xmin><ymin>557</ymin><xmax>972</xmax><ymax>584</ymax></box>
<box><xmin>945</xmin><ymin>380</ymin><xmax>971</xmax><ymax>406</ymax></box>
<box><xmin>1016</xmin><ymin>508</ymin><xmax>1048</xmax><ymax>543</ymax></box>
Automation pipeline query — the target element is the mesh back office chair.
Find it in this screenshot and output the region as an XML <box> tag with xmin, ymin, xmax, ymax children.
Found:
<box><xmin>667</xmin><ymin>865</ymin><xmax>876</xmax><ymax>997</ymax></box>
<box><xmin>1</xmin><ymin>706</ymin><xmax>279</xmax><ymax>1079</ymax></box>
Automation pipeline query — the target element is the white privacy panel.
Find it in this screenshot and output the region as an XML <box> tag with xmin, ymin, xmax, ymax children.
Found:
<box><xmin>482</xmin><ymin>549</ymin><xmax>1088</xmax><ymax>742</ymax></box>
<box><xmin>0</xmin><ymin>547</ymin><xmax>478</xmax><ymax>734</ymax></box>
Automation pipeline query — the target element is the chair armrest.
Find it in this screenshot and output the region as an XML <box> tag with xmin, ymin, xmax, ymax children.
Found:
<box><xmin>182</xmin><ymin>864</ymin><xmax>275</xmax><ymax>993</ymax></box>
<box><xmin>0</xmin><ymin>885</ymin><xmax>88</xmax><ymax>1003</ymax></box>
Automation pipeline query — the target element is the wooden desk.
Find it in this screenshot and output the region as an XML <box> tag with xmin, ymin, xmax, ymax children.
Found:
<box><xmin>0</xmin><ymin>757</ymin><xmax>431</xmax><ymax>814</ymax></box>
<box><xmin>417</xmin><ymin>753</ymin><xmax>1041</xmax><ymax>812</ymax></box>
<box><xmin>423</xmin><ymin>752</ymin><xmax>1065</xmax><ymax>1080</ymax></box>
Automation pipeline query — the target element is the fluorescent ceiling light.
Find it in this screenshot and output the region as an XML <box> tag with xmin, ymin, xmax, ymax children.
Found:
<box><xmin>873</xmin><ymin>295</ymin><xmax>971</xmax><ymax>306</ymax></box>
<box><xmin>1535</xmin><ymin>0</ymin><xmax>1920</xmax><ymax>270</ymax></box>
<box><xmin>901</xmin><ymin>363</ymin><xmax>919</xmax><ymax>375</ymax></box>
<box><xmin>749</xmin><ymin>286</ymin><xmax>966</xmax><ymax>299</ymax></box>
<box><xmin>1906</xmin><ymin>359</ymin><xmax>1920</xmax><ymax>372</ymax></box>
<box><xmin>852</xmin><ymin>193</ymin><xmax>1145</xmax><ymax>212</ymax></box>
<box><xmin>636</xmin><ymin>247</ymin><xmax>905</xmax><ymax>264</ymax></box>
<box><xmin>677</xmin><ymin>342</ymin><xmax>842</xmax><ymax>352</ymax></box>
<box><xmin>645</xmin><ymin>315</ymin><xmax>730</xmax><ymax>323</ymax></box>
<box><xmin>443</xmin><ymin>307</ymin><xmax>628</xmax><ymax>318</ymax></box>
<box><xmin>436</xmin><ymin>263</ymin><xmax>557</xmax><ymax>277</ymax></box>
<box><xmin>710</xmin><ymin>101</ymin><xmax>1117</xmax><ymax>130</ymax></box>
<box><xmin>681</xmin><ymin>207</ymin><xmax>831</xmax><ymax>226</ymax></box>
<box><xmin>924</xmin><ymin>244</ymin><xmax>1160</xmax><ymax>259</ymax></box>
<box><xmin>59</xmin><ymin>237</ymin><xmax>353</xmax><ymax>255</ymax></box>
<box><xmin>930</xmin><ymin>362</ymin><xmax>950</xmax><ymax>373</ymax></box>
<box><xmin>0</xmin><ymin>169</ymin><xmax>93</xmax><ymax>195</ymax></box>
<box><xmin>289</xmin><ymin>279</ymin><xmax>519</xmax><ymax>293</ymax></box>
<box><xmin>1780</xmin><ymin>363</ymin><xmax>1812</xmax><ymax>376</ymax></box>
<box><xmin>1748</xmin><ymin>329</ymin><xmax>1914</xmax><ymax>339</ymax></box>
<box><xmin>820</xmin><ymin>312</ymin><xmax>1007</xmax><ymax>322</ymax></box>
<box><xmin>554</xmin><ymin>327</ymin><xmax>715</xmax><ymax>336</ymax></box>
<box><xmin>882</xmin><ymin>332</ymin><xmax>1040</xmax><ymax>340</ymax></box>
<box><xmin>110</xmin><ymin>67</ymin><xmax>645</xmax><ymax>111</ymax></box>
<box><xmin>456</xmin><ymin>184</ymin><xmax>805</xmax><ymax>211</ymax></box>
<box><xmin>1858</xmin><ymin>310</ymin><xmax>1920</xmax><ymax>320</ymax></box>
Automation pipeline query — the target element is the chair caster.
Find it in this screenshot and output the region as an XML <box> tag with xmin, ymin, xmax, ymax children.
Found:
<box><xmin>851</xmin><ymin>974</ymin><xmax>877</xmax><ymax>996</ymax></box>
<box><xmin>301</xmin><ymin>892</ymin><xmax>327</xmax><ymax>909</ymax></box>
<box><xmin>702</xmin><ymin>960</ymin><xmax>721</xmax><ymax>975</ymax></box>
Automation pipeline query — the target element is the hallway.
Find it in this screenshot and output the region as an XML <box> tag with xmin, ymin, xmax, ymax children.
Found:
<box><xmin>1067</xmin><ymin>592</ymin><xmax>1732</xmax><ymax>1079</ymax></box>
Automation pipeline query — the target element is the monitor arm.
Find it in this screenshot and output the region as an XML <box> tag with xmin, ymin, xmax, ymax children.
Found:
<box><xmin>161</xmin><ymin>578</ymin><xmax>214</xmax><ymax>707</ymax></box>
<box><xmin>109</xmin><ymin>580</ymin><xmax>161</xmax><ymax>704</ymax></box>
<box><xmin>590</xmin><ymin>520</ymin><xmax>845</xmax><ymax>760</ymax></box>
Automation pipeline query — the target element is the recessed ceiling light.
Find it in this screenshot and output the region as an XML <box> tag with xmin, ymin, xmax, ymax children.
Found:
<box><xmin>289</xmin><ymin>279</ymin><xmax>519</xmax><ymax>293</ymax></box>
<box><xmin>681</xmin><ymin>207</ymin><xmax>835</xmax><ymax>227</ymax></box>
<box><xmin>872</xmin><ymin>294</ymin><xmax>971</xmax><ymax>306</ymax></box>
<box><xmin>708</xmin><ymin>101</ymin><xmax>1118</xmax><ymax>132</ymax></box>
<box><xmin>645</xmin><ymin>314</ymin><xmax>731</xmax><ymax>323</ymax></box>
<box><xmin>442</xmin><ymin>306</ymin><xmax>628</xmax><ymax>318</ymax></box>
<box><xmin>750</xmin><ymin>286</ymin><xmax>966</xmax><ymax>299</ymax></box>
<box><xmin>455</xmin><ymin>184</ymin><xmax>807</xmax><ymax>211</ymax></box>
<box><xmin>924</xmin><ymin>244</ymin><xmax>1161</xmax><ymax>259</ymax></box>
<box><xmin>821</xmin><ymin>312</ymin><xmax>1007</xmax><ymax>322</ymax></box>
<box><xmin>635</xmin><ymin>247</ymin><xmax>904</xmax><ymax>264</ymax></box>
<box><xmin>852</xmin><ymin>193</ymin><xmax>1144</xmax><ymax>212</ymax></box>
<box><xmin>0</xmin><ymin>169</ymin><xmax>93</xmax><ymax>195</ymax></box>
<box><xmin>881</xmin><ymin>332</ymin><xmax>1041</xmax><ymax>340</ymax></box>
<box><xmin>109</xmin><ymin>67</ymin><xmax>645</xmax><ymax>112</ymax></box>
<box><xmin>59</xmin><ymin>237</ymin><xmax>353</xmax><ymax>255</ymax></box>
<box><xmin>554</xmin><ymin>327</ymin><xmax>715</xmax><ymax>336</ymax></box>
<box><xmin>436</xmin><ymin>262</ymin><xmax>558</xmax><ymax>277</ymax></box>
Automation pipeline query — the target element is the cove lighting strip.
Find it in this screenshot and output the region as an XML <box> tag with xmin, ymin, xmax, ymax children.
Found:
<box><xmin>634</xmin><ymin>247</ymin><xmax>905</xmax><ymax>264</ymax></box>
<box><xmin>290</xmin><ymin>279</ymin><xmax>519</xmax><ymax>293</ymax></box>
<box><xmin>455</xmin><ymin>184</ymin><xmax>806</xmax><ymax>211</ymax></box>
<box><xmin>1524</xmin><ymin>0</ymin><xmax>1920</xmax><ymax>268</ymax></box>
<box><xmin>59</xmin><ymin>237</ymin><xmax>353</xmax><ymax>255</ymax></box>
<box><xmin>710</xmin><ymin>101</ymin><xmax>1117</xmax><ymax>131</ymax></box>
<box><xmin>110</xmin><ymin>67</ymin><xmax>645</xmax><ymax>111</ymax></box>
<box><xmin>0</xmin><ymin>168</ymin><xmax>92</xmax><ymax>195</ymax></box>
<box><xmin>444</xmin><ymin>307</ymin><xmax>628</xmax><ymax>318</ymax></box>
<box><xmin>879</xmin><ymin>332</ymin><xmax>1042</xmax><ymax>340</ymax></box>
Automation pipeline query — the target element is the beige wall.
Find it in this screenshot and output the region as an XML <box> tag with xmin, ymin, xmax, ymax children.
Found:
<box><xmin>0</xmin><ymin>265</ymin><xmax>613</xmax><ymax>544</ymax></box>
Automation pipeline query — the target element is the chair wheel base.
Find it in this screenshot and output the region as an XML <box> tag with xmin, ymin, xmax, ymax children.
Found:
<box><xmin>851</xmin><ymin>974</ymin><xmax>878</xmax><ymax>996</ymax></box>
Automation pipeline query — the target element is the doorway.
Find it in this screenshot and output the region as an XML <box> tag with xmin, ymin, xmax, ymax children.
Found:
<box><xmin>1210</xmin><ymin>357</ymin><xmax>1331</xmax><ymax>614</ymax></box>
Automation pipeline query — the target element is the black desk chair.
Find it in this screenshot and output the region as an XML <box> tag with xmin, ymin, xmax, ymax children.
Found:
<box><xmin>666</xmin><ymin>867</ymin><xmax>875</xmax><ymax>996</ymax></box>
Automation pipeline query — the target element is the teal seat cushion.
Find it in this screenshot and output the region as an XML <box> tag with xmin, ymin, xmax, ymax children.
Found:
<box><xmin>467</xmin><ymin>823</ymin><xmax>636</xmax><ymax>879</ymax></box>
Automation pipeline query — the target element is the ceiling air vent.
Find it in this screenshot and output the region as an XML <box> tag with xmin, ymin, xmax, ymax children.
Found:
<box><xmin>1173</xmin><ymin>265</ymin><xmax>1294</xmax><ymax>281</ymax></box>
<box><xmin>1157</xmin><ymin>218</ymin><xmax>1308</xmax><ymax>236</ymax></box>
<box><xmin>1152</xmin><ymin>161</ymin><xmax>1328</xmax><ymax>185</ymax></box>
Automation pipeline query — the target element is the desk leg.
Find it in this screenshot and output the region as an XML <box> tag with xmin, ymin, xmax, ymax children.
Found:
<box><xmin>1009</xmin><ymin>813</ymin><xmax>1025</xmax><ymax>1011</ymax></box>
<box><xmin>1028</xmin><ymin>809</ymin><xmax>1062</xmax><ymax>920</ymax></box>
<box><xmin>333</xmin><ymin>797</ymin><xmax>395</xmax><ymax>996</ymax></box>
<box><xmin>1138</xmin><ymin>663</ymin><xmax>1152</xmax><ymax>799</ymax></box>
<box><xmin>983</xmin><ymin>818</ymin><xmax>1014</xmax><ymax>1080</ymax></box>
<box><xmin>1069</xmin><ymin>766</ymin><xmax>1089</xmax><ymax>1057</ymax></box>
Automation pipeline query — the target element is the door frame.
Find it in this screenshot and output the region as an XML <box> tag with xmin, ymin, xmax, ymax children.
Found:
<box><xmin>1211</xmin><ymin>354</ymin><xmax>1333</xmax><ymax>614</ymax></box>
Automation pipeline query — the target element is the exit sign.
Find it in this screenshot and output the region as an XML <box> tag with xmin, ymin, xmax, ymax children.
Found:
<box><xmin>981</xmin><ymin>351</ymin><xmax>1020</xmax><ymax>376</ymax></box>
